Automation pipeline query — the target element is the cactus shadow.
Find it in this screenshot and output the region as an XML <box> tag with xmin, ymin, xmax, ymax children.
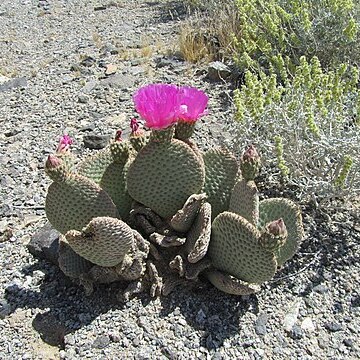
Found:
<box><xmin>4</xmin><ymin>260</ymin><xmax>128</xmax><ymax>349</ymax></box>
<box><xmin>157</xmin><ymin>287</ymin><xmax>259</xmax><ymax>350</ymax></box>
<box><xmin>4</xmin><ymin>259</ymin><xmax>259</xmax><ymax>351</ymax></box>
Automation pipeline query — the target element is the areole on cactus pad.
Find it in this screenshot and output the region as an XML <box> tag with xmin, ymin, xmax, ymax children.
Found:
<box><xmin>40</xmin><ymin>83</ymin><xmax>305</xmax><ymax>298</ymax></box>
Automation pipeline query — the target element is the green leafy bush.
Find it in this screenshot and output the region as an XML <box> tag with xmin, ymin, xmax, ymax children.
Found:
<box><xmin>230</xmin><ymin>56</ymin><xmax>360</xmax><ymax>202</ymax></box>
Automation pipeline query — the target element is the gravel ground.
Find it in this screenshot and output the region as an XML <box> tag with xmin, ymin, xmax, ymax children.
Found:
<box><xmin>0</xmin><ymin>1</ymin><xmax>359</xmax><ymax>359</ymax></box>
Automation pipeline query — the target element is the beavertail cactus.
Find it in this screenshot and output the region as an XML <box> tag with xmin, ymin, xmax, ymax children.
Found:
<box><xmin>39</xmin><ymin>84</ymin><xmax>304</xmax><ymax>299</ymax></box>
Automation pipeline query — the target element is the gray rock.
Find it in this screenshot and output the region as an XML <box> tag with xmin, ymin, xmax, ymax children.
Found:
<box><xmin>0</xmin><ymin>298</ymin><xmax>11</xmax><ymax>319</ymax></box>
<box><xmin>207</xmin><ymin>62</ymin><xmax>232</xmax><ymax>81</ymax></box>
<box><xmin>313</xmin><ymin>284</ymin><xmax>328</xmax><ymax>293</ymax></box>
<box><xmin>288</xmin><ymin>324</ymin><xmax>303</xmax><ymax>340</ymax></box>
<box><xmin>255</xmin><ymin>313</ymin><xmax>269</xmax><ymax>336</ymax></box>
<box><xmin>92</xmin><ymin>335</ymin><xmax>110</xmax><ymax>349</ymax></box>
<box><xmin>83</xmin><ymin>133</ymin><xmax>110</xmax><ymax>149</ymax></box>
<box><xmin>0</xmin><ymin>77</ymin><xmax>27</xmax><ymax>92</ymax></box>
<box><xmin>78</xmin><ymin>95</ymin><xmax>89</xmax><ymax>103</ymax></box>
<box><xmin>100</xmin><ymin>73</ymin><xmax>135</xmax><ymax>89</ymax></box>
<box><xmin>27</xmin><ymin>222</ymin><xmax>60</xmax><ymax>265</ymax></box>
<box><xmin>324</xmin><ymin>321</ymin><xmax>343</xmax><ymax>332</ymax></box>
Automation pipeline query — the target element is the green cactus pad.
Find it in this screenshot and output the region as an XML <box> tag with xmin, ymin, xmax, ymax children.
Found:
<box><xmin>65</xmin><ymin>217</ymin><xmax>134</xmax><ymax>267</ymax></box>
<box><xmin>258</xmin><ymin>198</ymin><xmax>304</xmax><ymax>266</ymax></box>
<box><xmin>58</xmin><ymin>237</ymin><xmax>94</xmax><ymax>278</ymax></box>
<box><xmin>229</xmin><ymin>179</ymin><xmax>259</xmax><ymax>224</ymax></box>
<box><xmin>99</xmin><ymin>160</ymin><xmax>133</xmax><ymax>220</ymax></box>
<box><xmin>205</xmin><ymin>269</ymin><xmax>261</xmax><ymax>295</ymax></box>
<box><xmin>202</xmin><ymin>148</ymin><xmax>239</xmax><ymax>219</ymax></box>
<box><xmin>209</xmin><ymin>212</ymin><xmax>277</xmax><ymax>284</ymax></box>
<box><xmin>45</xmin><ymin>173</ymin><xmax>118</xmax><ymax>234</ymax></box>
<box><xmin>126</xmin><ymin>139</ymin><xmax>205</xmax><ymax>218</ymax></box>
<box><xmin>76</xmin><ymin>148</ymin><xmax>113</xmax><ymax>184</ymax></box>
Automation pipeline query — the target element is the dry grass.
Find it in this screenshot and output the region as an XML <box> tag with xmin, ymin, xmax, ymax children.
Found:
<box><xmin>178</xmin><ymin>2</ymin><xmax>241</xmax><ymax>63</ymax></box>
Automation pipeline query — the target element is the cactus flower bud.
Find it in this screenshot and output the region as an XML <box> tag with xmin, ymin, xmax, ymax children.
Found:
<box><xmin>46</xmin><ymin>154</ymin><xmax>62</xmax><ymax>169</ymax></box>
<box><xmin>267</xmin><ymin>218</ymin><xmax>287</xmax><ymax>236</ymax></box>
<box><xmin>45</xmin><ymin>155</ymin><xmax>68</xmax><ymax>182</ymax></box>
<box><xmin>259</xmin><ymin>218</ymin><xmax>287</xmax><ymax>253</ymax></box>
<box><xmin>115</xmin><ymin>130</ymin><xmax>123</xmax><ymax>142</ymax></box>
<box><xmin>56</xmin><ymin>134</ymin><xmax>73</xmax><ymax>153</ymax></box>
<box><xmin>240</xmin><ymin>144</ymin><xmax>261</xmax><ymax>180</ymax></box>
<box><xmin>242</xmin><ymin>144</ymin><xmax>259</xmax><ymax>163</ymax></box>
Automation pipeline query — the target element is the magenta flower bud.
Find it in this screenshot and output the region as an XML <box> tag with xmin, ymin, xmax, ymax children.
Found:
<box><xmin>56</xmin><ymin>134</ymin><xmax>73</xmax><ymax>153</ymax></box>
<box><xmin>115</xmin><ymin>130</ymin><xmax>122</xmax><ymax>142</ymax></box>
<box><xmin>130</xmin><ymin>118</ymin><xmax>139</xmax><ymax>133</ymax></box>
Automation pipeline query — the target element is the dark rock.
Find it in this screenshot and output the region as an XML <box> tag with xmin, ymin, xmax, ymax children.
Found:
<box><xmin>94</xmin><ymin>5</ymin><xmax>107</xmax><ymax>11</ymax></box>
<box><xmin>0</xmin><ymin>77</ymin><xmax>27</xmax><ymax>92</ymax></box>
<box><xmin>4</xmin><ymin>129</ymin><xmax>22</xmax><ymax>137</ymax></box>
<box><xmin>351</xmin><ymin>295</ymin><xmax>360</xmax><ymax>307</ymax></box>
<box><xmin>27</xmin><ymin>222</ymin><xmax>60</xmax><ymax>265</ymax></box>
<box><xmin>78</xmin><ymin>95</ymin><xmax>89</xmax><ymax>103</ymax></box>
<box><xmin>92</xmin><ymin>335</ymin><xmax>110</xmax><ymax>349</ymax></box>
<box><xmin>80</xmin><ymin>56</ymin><xmax>96</xmax><ymax>67</ymax></box>
<box><xmin>32</xmin><ymin>313</ymin><xmax>66</xmax><ymax>347</ymax></box>
<box><xmin>207</xmin><ymin>62</ymin><xmax>232</xmax><ymax>82</ymax></box>
<box><xmin>324</xmin><ymin>321</ymin><xmax>343</xmax><ymax>332</ymax></box>
<box><xmin>83</xmin><ymin>133</ymin><xmax>110</xmax><ymax>149</ymax></box>
<box><xmin>343</xmin><ymin>338</ymin><xmax>354</xmax><ymax>348</ymax></box>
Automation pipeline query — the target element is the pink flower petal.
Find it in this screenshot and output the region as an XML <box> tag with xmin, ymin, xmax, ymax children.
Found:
<box><xmin>133</xmin><ymin>84</ymin><xmax>180</xmax><ymax>130</ymax></box>
<box><xmin>177</xmin><ymin>86</ymin><xmax>208</xmax><ymax>122</ymax></box>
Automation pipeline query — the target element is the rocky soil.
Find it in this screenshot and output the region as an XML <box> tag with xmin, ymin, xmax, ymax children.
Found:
<box><xmin>0</xmin><ymin>0</ymin><xmax>359</xmax><ymax>359</ymax></box>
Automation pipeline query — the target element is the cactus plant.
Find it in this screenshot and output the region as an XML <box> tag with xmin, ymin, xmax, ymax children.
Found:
<box><xmin>39</xmin><ymin>83</ymin><xmax>304</xmax><ymax>299</ymax></box>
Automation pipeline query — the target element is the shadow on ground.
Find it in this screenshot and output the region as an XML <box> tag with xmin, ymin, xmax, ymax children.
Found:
<box><xmin>5</xmin><ymin>259</ymin><xmax>259</xmax><ymax>351</ymax></box>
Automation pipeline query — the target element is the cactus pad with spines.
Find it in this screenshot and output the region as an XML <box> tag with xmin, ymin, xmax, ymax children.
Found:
<box><xmin>76</xmin><ymin>148</ymin><xmax>113</xmax><ymax>184</ymax></box>
<box><xmin>258</xmin><ymin>198</ymin><xmax>304</xmax><ymax>266</ymax></box>
<box><xmin>45</xmin><ymin>171</ymin><xmax>118</xmax><ymax>234</ymax></box>
<box><xmin>126</xmin><ymin>139</ymin><xmax>205</xmax><ymax>218</ymax></box>
<box><xmin>65</xmin><ymin>217</ymin><xmax>134</xmax><ymax>267</ymax></box>
<box><xmin>202</xmin><ymin>148</ymin><xmax>239</xmax><ymax>219</ymax></box>
<box><xmin>209</xmin><ymin>212</ymin><xmax>277</xmax><ymax>284</ymax></box>
<box><xmin>229</xmin><ymin>179</ymin><xmax>259</xmax><ymax>225</ymax></box>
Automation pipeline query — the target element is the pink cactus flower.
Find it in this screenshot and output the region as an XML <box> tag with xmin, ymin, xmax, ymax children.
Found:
<box><xmin>177</xmin><ymin>86</ymin><xmax>208</xmax><ymax>122</ymax></box>
<box><xmin>56</xmin><ymin>134</ymin><xmax>73</xmax><ymax>153</ymax></box>
<box><xmin>133</xmin><ymin>84</ymin><xmax>180</xmax><ymax>130</ymax></box>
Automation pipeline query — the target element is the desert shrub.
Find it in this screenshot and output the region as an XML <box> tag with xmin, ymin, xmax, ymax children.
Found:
<box><xmin>232</xmin><ymin>0</ymin><xmax>360</xmax><ymax>72</ymax></box>
<box><xmin>229</xmin><ymin>56</ymin><xmax>360</xmax><ymax>203</ymax></box>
